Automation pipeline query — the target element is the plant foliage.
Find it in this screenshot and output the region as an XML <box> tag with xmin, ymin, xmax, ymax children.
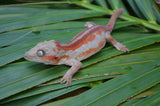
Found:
<box><xmin>0</xmin><ymin>0</ymin><xmax>160</xmax><ymax>106</ymax></box>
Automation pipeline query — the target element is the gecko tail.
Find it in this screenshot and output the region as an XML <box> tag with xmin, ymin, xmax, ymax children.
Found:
<box><xmin>106</xmin><ymin>8</ymin><xmax>124</xmax><ymax>32</ymax></box>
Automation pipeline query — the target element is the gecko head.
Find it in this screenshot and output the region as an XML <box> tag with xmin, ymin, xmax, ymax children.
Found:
<box><xmin>24</xmin><ymin>40</ymin><xmax>61</xmax><ymax>65</ymax></box>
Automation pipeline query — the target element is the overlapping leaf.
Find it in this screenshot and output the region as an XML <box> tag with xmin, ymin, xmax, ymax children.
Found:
<box><xmin>0</xmin><ymin>1</ymin><xmax>160</xmax><ymax>106</ymax></box>
<box><xmin>121</xmin><ymin>84</ymin><xmax>160</xmax><ymax>106</ymax></box>
<box><xmin>72</xmin><ymin>1</ymin><xmax>160</xmax><ymax>31</ymax></box>
<box><xmin>0</xmin><ymin>8</ymin><xmax>107</xmax><ymax>33</ymax></box>
<box><xmin>62</xmin><ymin>61</ymin><xmax>160</xmax><ymax>106</ymax></box>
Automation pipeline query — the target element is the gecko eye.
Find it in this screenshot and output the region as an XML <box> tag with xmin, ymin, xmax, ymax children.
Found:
<box><xmin>37</xmin><ymin>50</ymin><xmax>45</xmax><ymax>57</ymax></box>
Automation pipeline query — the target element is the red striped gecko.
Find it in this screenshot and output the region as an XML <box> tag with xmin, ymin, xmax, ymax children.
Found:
<box><xmin>24</xmin><ymin>9</ymin><xmax>129</xmax><ymax>87</ymax></box>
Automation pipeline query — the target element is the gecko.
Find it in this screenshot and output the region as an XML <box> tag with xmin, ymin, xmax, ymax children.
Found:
<box><xmin>24</xmin><ymin>9</ymin><xmax>129</xmax><ymax>87</ymax></box>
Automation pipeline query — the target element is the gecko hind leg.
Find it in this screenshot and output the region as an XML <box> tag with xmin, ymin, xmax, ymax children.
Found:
<box><xmin>105</xmin><ymin>32</ymin><xmax>129</xmax><ymax>52</ymax></box>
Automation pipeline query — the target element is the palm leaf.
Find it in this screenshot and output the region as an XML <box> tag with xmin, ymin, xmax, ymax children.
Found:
<box><xmin>0</xmin><ymin>0</ymin><xmax>160</xmax><ymax>106</ymax></box>
<box><xmin>121</xmin><ymin>84</ymin><xmax>160</xmax><ymax>106</ymax></box>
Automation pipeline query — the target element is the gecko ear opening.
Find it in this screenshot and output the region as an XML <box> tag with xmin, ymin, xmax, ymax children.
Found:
<box><xmin>54</xmin><ymin>56</ymin><xmax>58</xmax><ymax>60</ymax></box>
<box><xmin>37</xmin><ymin>49</ymin><xmax>45</xmax><ymax>57</ymax></box>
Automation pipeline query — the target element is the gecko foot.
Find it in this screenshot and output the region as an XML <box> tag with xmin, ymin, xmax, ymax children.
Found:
<box><xmin>61</xmin><ymin>74</ymin><xmax>72</xmax><ymax>87</ymax></box>
<box><xmin>114</xmin><ymin>42</ymin><xmax>130</xmax><ymax>52</ymax></box>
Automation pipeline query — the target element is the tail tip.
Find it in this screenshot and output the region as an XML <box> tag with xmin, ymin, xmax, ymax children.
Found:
<box><xmin>117</xmin><ymin>8</ymin><xmax>124</xmax><ymax>14</ymax></box>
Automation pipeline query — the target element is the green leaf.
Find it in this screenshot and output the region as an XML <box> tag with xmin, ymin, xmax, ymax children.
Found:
<box><xmin>0</xmin><ymin>6</ymin><xmax>53</xmax><ymax>23</ymax></box>
<box><xmin>61</xmin><ymin>61</ymin><xmax>160</xmax><ymax>106</ymax></box>
<box><xmin>95</xmin><ymin>0</ymin><xmax>108</xmax><ymax>9</ymax></box>
<box><xmin>127</xmin><ymin>0</ymin><xmax>145</xmax><ymax>19</ymax></box>
<box><xmin>72</xmin><ymin>1</ymin><xmax>160</xmax><ymax>31</ymax></box>
<box><xmin>107</xmin><ymin>0</ymin><xmax>129</xmax><ymax>14</ymax></box>
<box><xmin>121</xmin><ymin>84</ymin><xmax>160</xmax><ymax>106</ymax></box>
<box><xmin>2</xmin><ymin>84</ymin><xmax>89</xmax><ymax>106</ymax></box>
<box><xmin>134</xmin><ymin>90</ymin><xmax>160</xmax><ymax>106</ymax></box>
<box><xmin>0</xmin><ymin>9</ymin><xmax>105</xmax><ymax>32</ymax></box>
<box><xmin>0</xmin><ymin>20</ymin><xmax>137</xmax><ymax>47</ymax></box>
<box><xmin>0</xmin><ymin>61</ymin><xmax>69</xmax><ymax>100</ymax></box>
<box><xmin>0</xmin><ymin>75</ymin><xmax>115</xmax><ymax>104</ymax></box>
<box><xmin>151</xmin><ymin>0</ymin><xmax>160</xmax><ymax>24</ymax></box>
<box><xmin>134</xmin><ymin>0</ymin><xmax>156</xmax><ymax>23</ymax></box>
<box><xmin>42</xmin><ymin>97</ymin><xmax>74</xmax><ymax>106</ymax></box>
<box><xmin>0</xmin><ymin>1</ymin><xmax>160</xmax><ymax>105</ymax></box>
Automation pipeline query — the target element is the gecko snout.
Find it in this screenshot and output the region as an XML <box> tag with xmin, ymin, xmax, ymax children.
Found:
<box><xmin>24</xmin><ymin>51</ymin><xmax>33</xmax><ymax>61</ymax></box>
<box><xmin>24</xmin><ymin>51</ymin><xmax>43</xmax><ymax>62</ymax></box>
<box><xmin>24</xmin><ymin>52</ymin><xmax>29</xmax><ymax>60</ymax></box>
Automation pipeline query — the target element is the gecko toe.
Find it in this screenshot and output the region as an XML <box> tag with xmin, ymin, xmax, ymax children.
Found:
<box><xmin>61</xmin><ymin>75</ymin><xmax>72</xmax><ymax>87</ymax></box>
<box><xmin>115</xmin><ymin>42</ymin><xmax>129</xmax><ymax>52</ymax></box>
<box><xmin>125</xmin><ymin>48</ymin><xmax>130</xmax><ymax>52</ymax></box>
<box><xmin>60</xmin><ymin>78</ymin><xmax>66</xmax><ymax>84</ymax></box>
<box><xmin>121</xmin><ymin>47</ymin><xmax>130</xmax><ymax>52</ymax></box>
<box><xmin>66</xmin><ymin>80</ymin><xmax>72</xmax><ymax>87</ymax></box>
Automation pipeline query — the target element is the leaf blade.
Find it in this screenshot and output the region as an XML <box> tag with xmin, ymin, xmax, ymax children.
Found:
<box><xmin>61</xmin><ymin>61</ymin><xmax>160</xmax><ymax>106</ymax></box>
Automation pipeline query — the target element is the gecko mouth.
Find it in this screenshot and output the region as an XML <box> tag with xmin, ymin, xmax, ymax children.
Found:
<box><xmin>24</xmin><ymin>52</ymin><xmax>29</xmax><ymax>60</ymax></box>
<box><xmin>24</xmin><ymin>54</ymin><xmax>42</xmax><ymax>62</ymax></box>
<box><xmin>24</xmin><ymin>54</ymin><xmax>33</xmax><ymax>61</ymax></box>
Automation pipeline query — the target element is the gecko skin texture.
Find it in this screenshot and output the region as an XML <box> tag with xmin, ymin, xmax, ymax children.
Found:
<box><xmin>24</xmin><ymin>9</ymin><xmax>129</xmax><ymax>87</ymax></box>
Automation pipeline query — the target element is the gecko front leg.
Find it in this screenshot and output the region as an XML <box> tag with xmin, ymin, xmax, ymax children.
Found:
<box><xmin>61</xmin><ymin>59</ymin><xmax>82</xmax><ymax>87</ymax></box>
